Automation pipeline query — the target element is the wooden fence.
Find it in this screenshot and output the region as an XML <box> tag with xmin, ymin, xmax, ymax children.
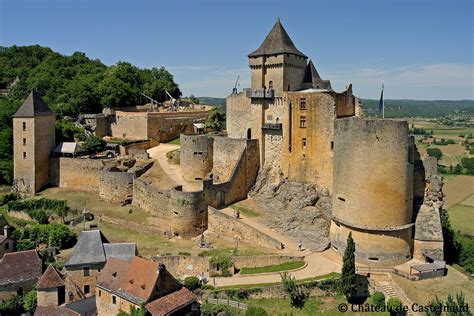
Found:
<box><xmin>207</xmin><ymin>299</ymin><xmax>248</xmax><ymax>310</ymax></box>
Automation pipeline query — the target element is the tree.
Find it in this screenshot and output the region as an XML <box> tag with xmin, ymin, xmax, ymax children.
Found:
<box><xmin>280</xmin><ymin>272</ymin><xmax>308</xmax><ymax>308</ymax></box>
<box><xmin>386</xmin><ymin>297</ymin><xmax>405</xmax><ymax>316</ymax></box>
<box><xmin>183</xmin><ymin>276</ymin><xmax>200</xmax><ymax>290</ymax></box>
<box><xmin>204</xmin><ymin>107</ymin><xmax>226</xmax><ymax>133</ymax></box>
<box><xmin>371</xmin><ymin>291</ymin><xmax>385</xmax><ymax>308</ymax></box>
<box><xmin>426</xmin><ymin>148</ymin><xmax>443</xmax><ymax>159</ymax></box>
<box><xmin>82</xmin><ymin>136</ymin><xmax>106</xmax><ymax>153</ymax></box>
<box><xmin>461</xmin><ymin>157</ymin><xmax>474</xmax><ymax>175</ymax></box>
<box><xmin>189</xmin><ymin>95</ymin><xmax>200</xmax><ymax>104</ymax></box>
<box><xmin>339</xmin><ymin>232</ymin><xmax>356</xmax><ymax>301</ymax></box>
<box><xmin>22</xmin><ymin>288</ymin><xmax>37</xmax><ymax>313</ymax></box>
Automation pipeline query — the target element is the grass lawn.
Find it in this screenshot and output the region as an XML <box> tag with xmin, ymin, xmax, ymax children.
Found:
<box><xmin>229</xmin><ymin>204</ymin><xmax>260</xmax><ymax>218</ymax></box>
<box><xmin>392</xmin><ymin>266</ymin><xmax>474</xmax><ymax>306</ymax></box>
<box><xmin>448</xmin><ymin>203</ymin><xmax>474</xmax><ymax>235</ymax></box>
<box><xmin>240</xmin><ymin>260</ymin><xmax>305</xmax><ymax>275</ymax></box>
<box><xmin>167</xmin><ymin>137</ymin><xmax>181</xmax><ymax>145</ymax></box>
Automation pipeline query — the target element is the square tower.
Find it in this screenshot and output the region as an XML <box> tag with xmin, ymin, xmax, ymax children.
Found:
<box><xmin>248</xmin><ymin>19</ymin><xmax>308</xmax><ymax>96</ymax></box>
<box><xmin>13</xmin><ymin>91</ymin><xmax>55</xmax><ymax>196</ymax></box>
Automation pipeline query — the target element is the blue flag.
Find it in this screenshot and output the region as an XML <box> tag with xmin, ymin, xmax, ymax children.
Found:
<box><xmin>378</xmin><ymin>82</ymin><xmax>384</xmax><ymax>114</ymax></box>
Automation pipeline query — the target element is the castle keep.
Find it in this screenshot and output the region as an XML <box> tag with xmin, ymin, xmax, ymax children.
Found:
<box><xmin>226</xmin><ymin>20</ymin><xmax>444</xmax><ymax>266</ymax></box>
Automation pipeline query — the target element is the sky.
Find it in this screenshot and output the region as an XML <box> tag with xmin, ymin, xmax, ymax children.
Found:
<box><xmin>1</xmin><ymin>0</ymin><xmax>473</xmax><ymax>100</ymax></box>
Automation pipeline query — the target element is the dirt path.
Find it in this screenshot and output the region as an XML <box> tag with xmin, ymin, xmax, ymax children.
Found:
<box><xmin>212</xmin><ymin>207</ymin><xmax>341</xmax><ymax>286</ymax></box>
<box><xmin>147</xmin><ymin>144</ymin><xmax>201</xmax><ymax>191</ymax></box>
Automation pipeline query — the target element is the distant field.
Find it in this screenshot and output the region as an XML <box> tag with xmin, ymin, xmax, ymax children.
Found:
<box><xmin>443</xmin><ymin>175</ymin><xmax>474</xmax><ymax>209</ymax></box>
<box><xmin>448</xmin><ymin>203</ymin><xmax>474</xmax><ymax>235</ymax></box>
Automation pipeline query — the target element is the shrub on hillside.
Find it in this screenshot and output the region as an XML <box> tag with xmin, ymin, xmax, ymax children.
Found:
<box><xmin>183</xmin><ymin>276</ymin><xmax>200</xmax><ymax>291</ymax></box>
<box><xmin>246</xmin><ymin>305</ymin><xmax>268</xmax><ymax>316</ymax></box>
<box><xmin>370</xmin><ymin>291</ymin><xmax>385</xmax><ymax>308</ymax></box>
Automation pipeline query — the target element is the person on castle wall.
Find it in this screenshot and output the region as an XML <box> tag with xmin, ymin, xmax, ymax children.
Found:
<box><xmin>298</xmin><ymin>241</ymin><xmax>303</xmax><ymax>251</ymax></box>
<box><xmin>235</xmin><ymin>210</ymin><xmax>240</xmax><ymax>219</ymax></box>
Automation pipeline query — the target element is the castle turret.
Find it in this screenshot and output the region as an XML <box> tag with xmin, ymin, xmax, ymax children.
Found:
<box><xmin>13</xmin><ymin>91</ymin><xmax>55</xmax><ymax>196</ymax></box>
<box><xmin>248</xmin><ymin>19</ymin><xmax>308</xmax><ymax>96</ymax></box>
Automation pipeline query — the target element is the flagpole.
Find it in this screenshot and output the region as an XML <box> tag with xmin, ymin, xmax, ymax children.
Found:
<box><xmin>382</xmin><ymin>81</ymin><xmax>385</xmax><ymax>119</ymax></box>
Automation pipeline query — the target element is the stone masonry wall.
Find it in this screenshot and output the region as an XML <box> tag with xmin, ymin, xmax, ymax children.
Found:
<box><xmin>170</xmin><ymin>186</ymin><xmax>208</xmax><ymax>238</ymax></box>
<box><xmin>132</xmin><ymin>179</ymin><xmax>171</xmax><ymax>219</ymax></box>
<box><xmin>99</xmin><ymin>169</ymin><xmax>134</xmax><ymax>204</ymax></box>
<box><xmin>180</xmin><ymin>134</ymin><xmax>214</xmax><ymax>181</ymax></box>
<box><xmin>50</xmin><ymin>157</ymin><xmax>104</xmax><ymax>192</ymax></box>
<box><xmin>152</xmin><ymin>256</ymin><xmax>210</xmax><ymax>278</ymax></box>
<box><xmin>208</xmin><ymin>207</ymin><xmax>283</xmax><ymax>250</ymax></box>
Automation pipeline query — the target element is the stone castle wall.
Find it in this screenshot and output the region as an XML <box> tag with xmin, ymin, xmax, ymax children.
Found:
<box><xmin>99</xmin><ymin>169</ymin><xmax>135</xmax><ymax>204</ymax></box>
<box><xmin>180</xmin><ymin>134</ymin><xmax>214</xmax><ymax>181</ymax></box>
<box><xmin>152</xmin><ymin>256</ymin><xmax>210</xmax><ymax>278</ymax></box>
<box><xmin>330</xmin><ymin>118</ymin><xmax>414</xmax><ymax>266</ymax></box>
<box><xmin>132</xmin><ymin>179</ymin><xmax>171</xmax><ymax>219</ymax></box>
<box><xmin>50</xmin><ymin>157</ymin><xmax>105</xmax><ymax>192</ymax></box>
<box><xmin>170</xmin><ymin>186</ymin><xmax>208</xmax><ymax>237</ymax></box>
<box><xmin>109</xmin><ymin>112</ymin><xmax>149</xmax><ymax>140</ymax></box>
<box><xmin>208</xmin><ymin>207</ymin><xmax>283</xmax><ymax>250</ymax></box>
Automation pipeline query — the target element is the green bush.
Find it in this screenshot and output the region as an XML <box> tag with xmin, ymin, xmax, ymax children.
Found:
<box><xmin>12</xmin><ymin>223</ymin><xmax>76</xmax><ymax>250</ymax></box>
<box><xmin>82</xmin><ymin>135</ymin><xmax>106</xmax><ymax>153</ymax></box>
<box><xmin>178</xmin><ymin>251</ymin><xmax>191</xmax><ymax>256</ymax></box>
<box><xmin>183</xmin><ymin>276</ymin><xmax>200</xmax><ymax>291</ymax></box>
<box><xmin>22</xmin><ymin>288</ymin><xmax>37</xmax><ymax>313</ymax></box>
<box><xmin>427</xmin><ymin>148</ymin><xmax>443</xmax><ymax>159</ymax></box>
<box><xmin>246</xmin><ymin>305</ymin><xmax>268</xmax><ymax>316</ymax></box>
<box><xmin>281</xmin><ymin>272</ymin><xmax>309</xmax><ymax>309</ymax></box>
<box><xmin>386</xmin><ymin>297</ymin><xmax>404</xmax><ymax>316</ymax></box>
<box><xmin>0</xmin><ymin>294</ymin><xmax>22</xmax><ymax>314</ymax></box>
<box><xmin>0</xmin><ymin>193</ymin><xmax>16</xmax><ymax>206</ymax></box>
<box><xmin>371</xmin><ymin>291</ymin><xmax>385</xmax><ymax>308</ymax></box>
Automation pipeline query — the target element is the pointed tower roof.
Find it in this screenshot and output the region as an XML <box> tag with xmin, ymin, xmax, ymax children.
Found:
<box><xmin>36</xmin><ymin>265</ymin><xmax>65</xmax><ymax>290</ymax></box>
<box><xmin>303</xmin><ymin>60</ymin><xmax>322</xmax><ymax>83</ymax></box>
<box><xmin>12</xmin><ymin>91</ymin><xmax>54</xmax><ymax>118</ymax></box>
<box><xmin>248</xmin><ymin>19</ymin><xmax>307</xmax><ymax>58</ymax></box>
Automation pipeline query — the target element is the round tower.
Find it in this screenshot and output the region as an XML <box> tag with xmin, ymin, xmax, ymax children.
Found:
<box><xmin>180</xmin><ymin>134</ymin><xmax>214</xmax><ymax>181</ymax></box>
<box><xmin>169</xmin><ymin>186</ymin><xmax>208</xmax><ymax>238</ymax></box>
<box><xmin>330</xmin><ymin>118</ymin><xmax>414</xmax><ymax>266</ymax></box>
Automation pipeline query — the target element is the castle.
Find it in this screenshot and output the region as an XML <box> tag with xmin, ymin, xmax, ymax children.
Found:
<box><xmin>12</xmin><ymin>19</ymin><xmax>444</xmax><ymax>267</ymax></box>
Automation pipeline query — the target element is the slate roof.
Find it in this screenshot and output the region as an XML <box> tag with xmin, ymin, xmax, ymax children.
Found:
<box><xmin>303</xmin><ymin>60</ymin><xmax>332</xmax><ymax>90</ymax></box>
<box><xmin>248</xmin><ymin>19</ymin><xmax>307</xmax><ymax>58</ymax></box>
<box><xmin>13</xmin><ymin>91</ymin><xmax>54</xmax><ymax>118</ymax></box>
<box><xmin>0</xmin><ymin>250</ymin><xmax>42</xmax><ymax>286</ymax></box>
<box><xmin>103</xmin><ymin>243</ymin><xmax>137</xmax><ymax>261</ymax></box>
<box><xmin>65</xmin><ymin>230</ymin><xmax>108</xmax><ymax>267</ymax></box>
<box><xmin>146</xmin><ymin>287</ymin><xmax>197</xmax><ymax>316</ymax></box>
<box><xmin>36</xmin><ymin>265</ymin><xmax>65</xmax><ymax>289</ymax></box>
<box><xmin>66</xmin><ymin>295</ymin><xmax>97</xmax><ymax>315</ymax></box>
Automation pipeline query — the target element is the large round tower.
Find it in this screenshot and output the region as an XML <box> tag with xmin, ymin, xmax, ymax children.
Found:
<box><xmin>329</xmin><ymin>118</ymin><xmax>415</xmax><ymax>266</ymax></box>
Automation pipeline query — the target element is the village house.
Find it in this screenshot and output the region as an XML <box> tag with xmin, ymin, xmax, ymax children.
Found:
<box><xmin>64</xmin><ymin>229</ymin><xmax>137</xmax><ymax>302</ymax></box>
<box><xmin>0</xmin><ymin>223</ymin><xmax>14</xmax><ymax>258</ymax></box>
<box><xmin>0</xmin><ymin>249</ymin><xmax>42</xmax><ymax>300</ymax></box>
<box><xmin>96</xmin><ymin>256</ymin><xmax>198</xmax><ymax>316</ymax></box>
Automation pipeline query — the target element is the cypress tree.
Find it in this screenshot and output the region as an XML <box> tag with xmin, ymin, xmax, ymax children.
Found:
<box><xmin>340</xmin><ymin>232</ymin><xmax>356</xmax><ymax>301</ymax></box>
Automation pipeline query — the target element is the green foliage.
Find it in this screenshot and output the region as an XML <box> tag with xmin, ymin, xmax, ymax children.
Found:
<box><xmin>204</xmin><ymin>107</ymin><xmax>226</xmax><ymax>132</ymax></box>
<box><xmin>246</xmin><ymin>305</ymin><xmax>268</xmax><ymax>316</ymax></box>
<box><xmin>183</xmin><ymin>276</ymin><xmax>200</xmax><ymax>290</ymax></box>
<box><xmin>12</xmin><ymin>223</ymin><xmax>76</xmax><ymax>250</ymax></box>
<box><xmin>0</xmin><ymin>192</ymin><xmax>16</xmax><ymax>206</ymax></box>
<box><xmin>339</xmin><ymin>232</ymin><xmax>356</xmax><ymax>301</ymax></box>
<box><xmin>188</xmin><ymin>95</ymin><xmax>200</xmax><ymax>104</ymax></box>
<box><xmin>82</xmin><ymin>135</ymin><xmax>106</xmax><ymax>153</ymax></box>
<box><xmin>386</xmin><ymin>297</ymin><xmax>404</xmax><ymax>316</ymax></box>
<box><xmin>433</xmin><ymin>138</ymin><xmax>456</xmax><ymax>145</ymax></box>
<box><xmin>56</xmin><ymin>120</ymin><xmax>85</xmax><ymax>143</ymax></box>
<box><xmin>0</xmin><ymin>294</ymin><xmax>22</xmax><ymax>314</ymax></box>
<box><xmin>455</xmin><ymin>234</ymin><xmax>474</xmax><ymax>274</ymax></box>
<box><xmin>240</xmin><ymin>260</ymin><xmax>305</xmax><ymax>275</ymax></box>
<box><xmin>178</xmin><ymin>251</ymin><xmax>191</xmax><ymax>256</ymax></box>
<box><xmin>370</xmin><ymin>291</ymin><xmax>386</xmax><ymax>308</ymax></box>
<box><xmin>280</xmin><ymin>272</ymin><xmax>309</xmax><ymax>309</ymax></box>
<box><xmin>427</xmin><ymin>148</ymin><xmax>443</xmax><ymax>159</ymax></box>
<box><xmin>210</xmin><ymin>253</ymin><xmax>233</xmax><ymax>277</ymax></box>
<box><xmin>410</xmin><ymin>127</ymin><xmax>431</xmax><ymax>135</ymax></box>
<box><xmin>201</xmin><ymin>302</ymin><xmax>241</xmax><ymax>315</ymax></box>
<box><xmin>426</xmin><ymin>292</ymin><xmax>471</xmax><ymax>316</ymax></box>
<box><xmin>461</xmin><ymin>157</ymin><xmax>474</xmax><ymax>175</ymax></box>
<box><xmin>22</xmin><ymin>288</ymin><xmax>37</xmax><ymax>313</ymax></box>
<box><xmin>224</xmin><ymin>288</ymin><xmax>262</xmax><ymax>300</ymax></box>
<box><xmin>8</xmin><ymin>197</ymin><xmax>71</xmax><ymax>222</ymax></box>
<box><xmin>440</xmin><ymin>209</ymin><xmax>458</xmax><ymax>265</ymax></box>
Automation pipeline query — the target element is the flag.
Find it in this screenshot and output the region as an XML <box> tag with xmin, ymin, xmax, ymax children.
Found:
<box><xmin>378</xmin><ymin>82</ymin><xmax>384</xmax><ymax>114</ymax></box>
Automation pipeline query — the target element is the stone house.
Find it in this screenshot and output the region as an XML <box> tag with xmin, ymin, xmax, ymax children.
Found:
<box><xmin>96</xmin><ymin>256</ymin><xmax>198</xmax><ymax>316</ymax></box>
<box><xmin>0</xmin><ymin>249</ymin><xmax>42</xmax><ymax>300</ymax></box>
<box><xmin>36</xmin><ymin>265</ymin><xmax>67</xmax><ymax>307</ymax></box>
<box><xmin>64</xmin><ymin>229</ymin><xmax>137</xmax><ymax>302</ymax></box>
<box><xmin>0</xmin><ymin>225</ymin><xmax>14</xmax><ymax>258</ymax></box>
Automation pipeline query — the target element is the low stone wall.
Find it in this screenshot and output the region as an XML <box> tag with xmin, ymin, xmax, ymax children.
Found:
<box><xmin>152</xmin><ymin>255</ymin><xmax>210</xmax><ymax>278</ymax></box>
<box><xmin>50</xmin><ymin>157</ymin><xmax>105</xmax><ymax>192</ymax></box>
<box><xmin>132</xmin><ymin>179</ymin><xmax>171</xmax><ymax>219</ymax></box>
<box><xmin>232</xmin><ymin>255</ymin><xmax>304</xmax><ymax>269</ymax></box>
<box><xmin>119</xmin><ymin>141</ymin><xmax>151</xmax><ymax>158</ymax></box>
<box><xmin>99</xmin><ymin>169</ymin><xmax>134</xmax><ymax>204</ymax></box>
<box><xmin>208</xmin><ymin>207</ymin><xmax>283</xmax><ymax>250</ymax></box>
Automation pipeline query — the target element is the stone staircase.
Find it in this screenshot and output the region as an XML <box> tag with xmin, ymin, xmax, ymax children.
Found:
<box><xmin>376</xmin><ymin>278</ymin><xmax>419</xmax><ymax>316</ymax></box>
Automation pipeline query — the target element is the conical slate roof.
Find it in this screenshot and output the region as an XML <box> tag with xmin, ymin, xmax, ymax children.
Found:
<box><xmin>248</xmin><ymin>19</ymin><xmax>307</xmax><ymax>58</ymax></box>
<box><xmin>12</xmin><ymin>91</ymin><xmax>54</xmax><ymax>118</ymax></box>
<box><xmin>303</xmin><ymin>60</ymin><xmax>322</xmax><ymax>83</ymax></box>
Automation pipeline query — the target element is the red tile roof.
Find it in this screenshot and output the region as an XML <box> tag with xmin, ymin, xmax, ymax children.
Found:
<box><xmin>0</xmin><ymin>250</ymin><xmax>42</xmax><ymax>286</ymax></box>
<box><xmin>36</xmin><ymin>265</ymin><xmax>65</xmax><ymax>289</ymax></box>
<box><xmin>146</xmin><ymin>287</ymin><xmax>196</xmax><ymax>316</ymax></box>
<box><xmin>96</xmin><ymin>257</ymin><xmax>130</xmax><ymax>292</ymax></box>
<box><xmin>34</xmin><ymin>306</ymin><xmax>79</xmax><ymax>316</ymax></box>
<box><xmin>119</xmin><ymin>256</ymin><xmax>159</xmax><ymax>302</ymax></box>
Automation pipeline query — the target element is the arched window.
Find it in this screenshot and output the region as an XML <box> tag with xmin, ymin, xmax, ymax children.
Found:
<box><xmin>247</xmin><ymin>128</ymin><xmax>252</xmax><ymax>140</ymax></box>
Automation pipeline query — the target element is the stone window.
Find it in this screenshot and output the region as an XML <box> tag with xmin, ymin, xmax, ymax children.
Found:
<box><xmin>23</xmin><ymin>152</ymin><xmax>26</xmax><ymax>159</ymax></box>
<box><xmin>23</xmin><ymin>138</ymin><xmax>26</xmax><ymax>146</ymax></box>
<box><xmin>83</xmin><ymin>267</ymin><xmax>90</xmax><ymax>277</ymax></box>
<box><xmin>302</xmin><ymin>138</ymin><xmax>307</xmax><ymax>149</ymax></box>
<box><xmin>98</xmin><ymin>290</ymin><xmax>101</xmax><ymax>297</ymax></box>
<box><xmin>299</xmin><ymin>116</ymin><xmax>306</xmax><ymax>128</ymax></box>
<box><xmin>300</xmin><ymin>97</ymin><xmax>306</xmax><ymax>110</ymax></box>
<box><xmin>331</xmin><ymin>141</ymin><xmax>334</xmax><ymax>150</ymax></box>
<box><xmin>368</xmin><ymin>257</ymin><xmax>379</xmax><ymax>261</ymax></box>
<box><xmin>84</xmin><ymin>285</ymin><xmax>90</xmax><ymax>294</ymax></box>
<box><xmin>22</xmin><ymin>122</ymin><xmax>26</xmax><ymax>131</ymax></box>
<box><xmin>112</xmin><ymin>295</ymin><xmax>117</xmax><ymax>305</ymax></box>
<box><xmin>338</xmin><ymin>197</ymin><xmax>346</xmax><ymax>202</ymax></box>
<box><xmin>267</xmin><ymin>115</ymin><xmax>273</xmax><ymax>121</ymax></box>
